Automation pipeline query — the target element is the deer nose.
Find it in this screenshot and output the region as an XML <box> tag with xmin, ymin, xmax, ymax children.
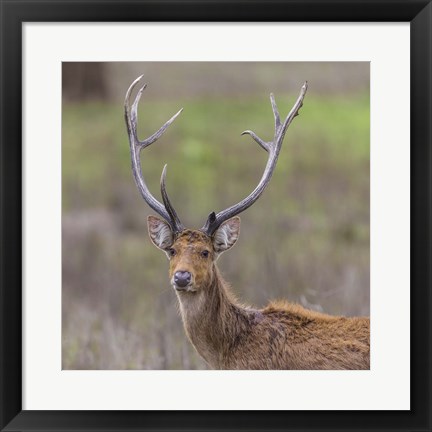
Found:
<box><xmin>174</xmin><ymin>271</ymin><xmax>191</xmax><ymax>288</ymax></box>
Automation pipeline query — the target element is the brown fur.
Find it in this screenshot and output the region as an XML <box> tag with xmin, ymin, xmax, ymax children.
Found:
<box><xmin>152</xmin><ymin>225</ymin><xmax>370</xmax><ymax>370</ymax></box>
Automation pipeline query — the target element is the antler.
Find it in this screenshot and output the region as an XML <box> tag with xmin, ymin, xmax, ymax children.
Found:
<box><xmin>125</xmin><ymin>75</ymin><xmax>184</xmax><ymax>233</ymax></box>
<box><xmin>202</xmin><ymin>82</ymin><xmax>308</xmax><ymax>236</ymax></box>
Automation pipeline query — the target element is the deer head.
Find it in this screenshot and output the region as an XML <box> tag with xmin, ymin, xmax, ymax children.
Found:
<box><xmin>147</xmin><ymin>216</ymin><xmax>240</xmax><ymax>293</ymax></box>
<box><xmin>124</xmin><ymin>75</ymin><xmax>307</xmax><ymax>295</ymax></box>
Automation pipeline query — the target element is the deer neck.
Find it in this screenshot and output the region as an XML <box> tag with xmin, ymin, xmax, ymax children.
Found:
<box><xmin>176</xmin><ymin>265</ymin><xmax>250</xmax><ymax>368</ymax></box>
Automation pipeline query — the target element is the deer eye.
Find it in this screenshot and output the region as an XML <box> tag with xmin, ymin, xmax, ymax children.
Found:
<box><xmin>168</xmin><ymin>248</ymin><xmax>176</xmax><ymax>257</ymax></box>
<box><xmin>201</xmin><ymin>250</ymin><xmax>209</xmax><ymax>258</ymax></box>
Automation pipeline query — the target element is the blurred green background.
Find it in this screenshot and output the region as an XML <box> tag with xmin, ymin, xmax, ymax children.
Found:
<box><xmin>62</xmin><ymin>62</ymin><xmax>370</xmax><ymax>370</ymax></box>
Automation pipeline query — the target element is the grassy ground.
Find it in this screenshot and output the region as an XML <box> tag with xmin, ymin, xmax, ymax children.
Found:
<box><xmin>62</xmin><ymin>91</ymin><xmax>369</xmax><ymax>369</ymax></box>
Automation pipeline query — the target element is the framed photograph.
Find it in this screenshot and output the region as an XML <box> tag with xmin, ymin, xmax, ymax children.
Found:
<box><xmin>1</xmin><ymin>1</ymin><xmax>431</xmax><ymax>431</ymax></box>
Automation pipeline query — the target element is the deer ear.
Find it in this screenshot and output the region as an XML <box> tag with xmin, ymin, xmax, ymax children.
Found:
<box><xmin>213</xmin><ymin>217</ymin><xmax>241</xmax><ymax>255</ymax></box>
<box><xmin>147</xmin><ymin>216</ymin><xmax>174</xmax><ymax>251</ymax></box>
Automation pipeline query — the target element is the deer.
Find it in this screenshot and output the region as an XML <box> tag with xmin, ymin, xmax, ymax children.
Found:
<box><xmin>124</xmin><ymin>75</ymin><xmax>370</xmax><ymax>370</ymax></box>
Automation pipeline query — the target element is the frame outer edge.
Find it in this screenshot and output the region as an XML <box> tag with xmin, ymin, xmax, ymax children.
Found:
<box><xmin>0</xmin><ymin>1</ymin><xmax>23</xmax><ymax>431</ymax></box>
<box><xmin>411</xmin><ymin>1</ymin><xmax>432</xmax><ymax>431</ymax></box>
<box><xmin>0</xmin><ymin>0</ymin><xmax>431</xmax><ymax>431</ymax></box>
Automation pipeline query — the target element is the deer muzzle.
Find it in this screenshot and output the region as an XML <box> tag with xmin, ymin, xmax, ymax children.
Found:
<box><xmin>173</xmin><ymin>271</ymin><xmax>192</xmax><ymax>290</ymax></box>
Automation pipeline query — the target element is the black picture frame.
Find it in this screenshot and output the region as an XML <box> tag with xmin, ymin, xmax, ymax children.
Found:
<box><xmin>1</xmin><ymin>1</ymin><xmax>431</xmax><ymax>431</ymax></box>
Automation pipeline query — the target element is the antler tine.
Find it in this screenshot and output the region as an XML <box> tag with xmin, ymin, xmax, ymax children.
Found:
<box><xmin>202</xmin><ymin>82</ymin><xmax>308</xmax><ymax>236</ymax></box>
<box><xmin>125</xmin><ymin>75</ymin><xmax>184</xmax><ymax>233</ymax></box>
<box><xmin>270</xmin><ymin>92</ymin><xmax>281</xmax><ymax>131</ymax></box>
<box><xmin>161</xmin><ymin>165</ymin><xmax>184</xmax><ymax>232</ymax></box>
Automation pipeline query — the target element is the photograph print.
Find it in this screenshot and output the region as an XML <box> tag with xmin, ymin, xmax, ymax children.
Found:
<box><xmin>62</xmin><ymin>62</ymin><xmax>370</xmax><ymax>370</ymax></box>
